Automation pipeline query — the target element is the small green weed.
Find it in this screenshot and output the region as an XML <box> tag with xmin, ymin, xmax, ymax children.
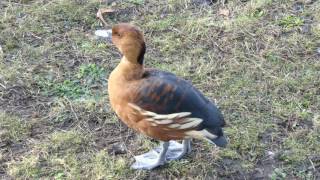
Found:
<box><xmin>36</xmin><ymin>77</ymin><xmax>88</xmax><ymax>99</ymax></box>
<box><xmin>53</xmin><ymin>80</ymin><xmax>88</xmax><ymax>99</ymax></box>
<box><xmin>250</xmin><ymin>8</ymin><xmax>266</xmax><ymax>18</ymax></box>
<box><xmin>270</xmin><ymin>168</ymin><xmax>287</xmax><ymax>180</ymax></box>
<box><xmin>264</xmin><ymin>51</ymin><xmax>282</xmax><ymax>62</ymax></box>
<box><xmin>36</xmin><ymin>63</ymin><xmax>105</xmax><ymax>99</ymax></box>
<box><xmin>54</xmin><ymin>172</ymin><xmax>65</xmax><ymax>180</ymax></box>
<box><xmin>278</xmin><ymin>15</ymin><xmax>304</xmax><ymax>29</ymax></box>
<box><xmin>77</xmin><ymin>63</ymin><xmax>106</xmax><ymax>84</ymax></box>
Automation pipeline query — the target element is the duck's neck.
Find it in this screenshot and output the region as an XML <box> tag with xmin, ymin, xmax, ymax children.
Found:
<box><xmin>116</xmin><ymin>56</ymin><xmax>144</xmax><ymax>80</ymax></box>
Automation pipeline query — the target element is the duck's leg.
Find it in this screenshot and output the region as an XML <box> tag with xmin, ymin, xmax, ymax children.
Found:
<box><xmin>131</xmin><ymin>141</ymin><xmax>169</xmax><ymax>170</ymax></box>
<box><xmin>172</xmin><ymin>138</ymin><xmax>192</xmax><ymax>160</ymax></box>
<box><xmin>131</xmin><ymin>140</ymin><xmax>192</xmax><ymax>170</ymax></box>
<box><xmin>155</xmin><ymin>141</ymin><xmax>169</xmax><ymax>166</ymax></box>
<box><xmin>184</xmin><ymin>138</ymin><xmax>192</xmax><ymax>154</ymax></box>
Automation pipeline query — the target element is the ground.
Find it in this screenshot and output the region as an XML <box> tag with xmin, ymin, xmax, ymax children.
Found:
<box><xmin>0</xmin><ymin>0</ymin><xmax>319</xmax><ymax>179</ymax></box>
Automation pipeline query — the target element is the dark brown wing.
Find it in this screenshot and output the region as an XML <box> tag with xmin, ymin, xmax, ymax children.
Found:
<box><xmin>130</xmin><ymin>69</ymin><xmax>227</xmax><ymax>146</ymax></box>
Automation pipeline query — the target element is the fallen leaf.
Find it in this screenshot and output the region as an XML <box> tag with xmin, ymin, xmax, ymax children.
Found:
<box><xmin>97</xmin><ymin>8</ymin><xmax>115</xmax><ymax>16</ymax></box>
<box><xmin>218</xmin><ymin>8</ymin><xmax>230</xmax><ymax>17</ymax></box>
<box><xmin>304</xmin><ymin>0</ymin><xmax>313</xmax><ymax>4</ymax></box>
<box><xmin>96</xmin><ymin>8</ymin><xmax>115</xmax><ymax>27</ymax></box>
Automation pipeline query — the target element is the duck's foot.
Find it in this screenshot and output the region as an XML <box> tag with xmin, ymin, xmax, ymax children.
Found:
<box><xmin>131</xmin><ymin>140</ymin><xmax>191</xmax><ymax>170</ymax></box>
<box><xmin>130</xmin><ymin>149</ymin><xmax>166</xmax><ymax>170</ymax></box>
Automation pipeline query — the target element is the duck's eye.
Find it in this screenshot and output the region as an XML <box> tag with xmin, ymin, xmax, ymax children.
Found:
<box><xmin>114</xmin><ymin>32</ymin><xmax>121</xmax><ymax>37</ymax></box>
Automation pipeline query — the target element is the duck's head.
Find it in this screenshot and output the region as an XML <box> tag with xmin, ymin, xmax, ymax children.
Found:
<box><xmin>109</xmin><ymin>23</ymin><xmax>146</xmax><ymax>65</ymax></box>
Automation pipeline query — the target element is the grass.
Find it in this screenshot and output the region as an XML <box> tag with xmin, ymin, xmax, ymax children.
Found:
<box><xmin>279</xmin><ymin>15</ymin><xmax>304</xmax><ymax>29</ymax></box>
<box><xmin>0</xmin><ymin>0</ymin><xmax>320</xmax><ymax>179</ymax></box>
<box><xmin>0</xmin><ymin>112</ymin><xmax>31</xmax><ymax>143</ymax></box>
<box><xmin>36</xmin><ymin>63</ymin><xmax>106</xmax><ymax>99</ymax></box>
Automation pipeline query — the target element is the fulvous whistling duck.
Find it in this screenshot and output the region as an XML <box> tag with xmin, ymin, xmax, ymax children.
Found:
<box><xmin>104</xmin><ymin>23</ymin><xmax>227</xmax><ymax>170</ymax></box>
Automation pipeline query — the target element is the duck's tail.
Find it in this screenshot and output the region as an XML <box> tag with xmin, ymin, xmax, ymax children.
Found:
<box><xmin>207</xmin><ymin>135</ymin><xmax>228</xmax><ymax>148</ymax></box>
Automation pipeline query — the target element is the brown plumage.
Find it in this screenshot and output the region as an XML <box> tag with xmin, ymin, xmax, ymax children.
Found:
<box><xmin>109</xmin><ymin>24</ymin><xmax>198</xmax><ymax>140</ymax></box>
<box><xmin>107</xmin><ymin>24</ymin><xmax>227</xmax><ymax>168</ymax></box>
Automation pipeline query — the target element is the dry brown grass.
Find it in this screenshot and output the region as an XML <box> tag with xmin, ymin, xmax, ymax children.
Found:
<box><xmin>0</xmin><ymin>0</ymin><xmax>319</xmax><ymax>179</ymax></box>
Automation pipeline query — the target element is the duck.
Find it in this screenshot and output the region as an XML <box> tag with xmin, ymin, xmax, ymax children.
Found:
<box><xmin>105</xmin><ymin>23</ymin><xmax>227</xmax><ymax>170</ymax></box>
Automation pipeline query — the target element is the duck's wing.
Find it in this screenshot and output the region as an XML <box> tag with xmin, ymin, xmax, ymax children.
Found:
<box><xmin>130</xmin><ymin>69</ymin><xmax>227</xmax><ymax>147</ymax></box>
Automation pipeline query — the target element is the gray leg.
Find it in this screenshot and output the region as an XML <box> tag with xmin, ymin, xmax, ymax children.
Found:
<box><xmin>175</xmin><ymin>138</ymin><xmax>192</xmax><ymax>159</ymax></box>
<box><xmin>156</xmin><ymin>141</ymin><xmax>169</xmax><ymax>165</ymax></box>
<box><xmin>184</xmin><ymin>138</ymin><xmax>192</xmax><ymax>154</ymax></box>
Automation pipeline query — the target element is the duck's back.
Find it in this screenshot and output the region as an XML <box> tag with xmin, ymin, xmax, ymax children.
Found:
<box><xmin>128</xmin><ymin>69</ymin><xmax>226</xmax><ymax>142</ymax></box>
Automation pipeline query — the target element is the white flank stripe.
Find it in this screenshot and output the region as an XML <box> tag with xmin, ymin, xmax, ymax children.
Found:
<box><xmin>176</xmin><ymin>112</ymin><xmax>192</xmax><ymax>118</ymax></box>
<box><xmin>144</xmin><ymin>118</ymin><xmax>155</xmax><ymax>122</ymax></box>
<box><xmin>141</xmin><ymin>111</ymin><xmax>157</xmax><ymax>117</ymax></box>
<box><xmin>154</xmin><ymin>119</ymin><xmax>173</xmax><ymax>124</ymax></box>
<box><xmin>168</xmin><ymin>124</ymin><xmax>180</xmax><ymax>128</ymax></box>
<box><xmin>178</xmin><ymin>119</ymin><xmax>202</xmax><ymax>129</ymax></box>
<box><xmin>201</xmin><ymin>129</ymin><xmax>217</xmax><ymax>139</ymax></box>
<box><xmin>184</xmin><ymin>130</ymin><xmax>217</xmax><ymax>140</ymax></box>
<box><xmin>181</xmin><ymin>118</ymin><xmax>203</xmax><ymax>124</ymax></box>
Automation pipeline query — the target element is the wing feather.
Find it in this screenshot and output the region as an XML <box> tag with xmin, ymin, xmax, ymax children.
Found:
<box><xmin>129</xmin><ymin>69</ymin><xmax>225</xmax><ymax>140</ymax></box>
